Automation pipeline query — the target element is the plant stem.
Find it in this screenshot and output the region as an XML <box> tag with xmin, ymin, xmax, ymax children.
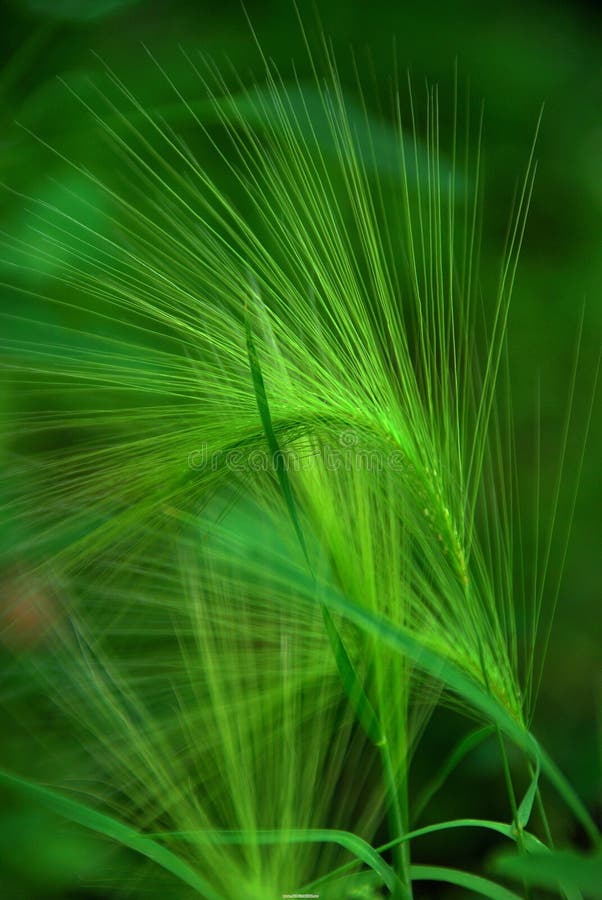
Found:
<box><xmin>496</xmin><ymin>729</ymin><xmax>532</xmax><ymax>900</ymax></box>
<box><xmin>534</xmin><ymin>782</ymin><xmax>554</xmax><ymax>848</ymax></box>
<box><xmin>496</xmin><ymin>731</ymin><xmax>523</xmax><ymax>849</ymax></box>
<box><xmin>379</xmin><ymin>736</ymin><xmax>413</xmax><ymax>899</ymax></box>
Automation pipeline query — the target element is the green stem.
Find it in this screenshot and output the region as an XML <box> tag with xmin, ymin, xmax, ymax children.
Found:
<box><xmin>379</xmin><ymin>737</ymin><xmax>412</xmax><ymax>898</ymax></box>
<box><xmin>496</xmin><ymin>729</ymin><xmax>531</xmax><ymax>900</ymax></box>
<box><xmin>534</xmin><ymin>782</ymin><xmax>554</xmax><ymax>848</ymax></box>
<box><xmin>496</xmin><ymin>730</ymin><xmax>523</xmax><ymax>850</ymax></box>
<box><xmin>245</xmin><ymin>315</ymin><xmax>413</xmax><ymax>897</ymax></box>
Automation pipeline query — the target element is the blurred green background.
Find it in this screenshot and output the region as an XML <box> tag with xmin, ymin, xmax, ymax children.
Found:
<box><xmin>0</xmin><ymin>0</ymin><xmax>600</xmax><ymax>896</ymax></box>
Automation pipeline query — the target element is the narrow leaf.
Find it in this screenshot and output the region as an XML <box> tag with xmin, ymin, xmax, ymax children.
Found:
<box><xmin>0</xmin><ymin>768</ymin><xmax>223</xmax><ymax>900</ymax></box>
<box><xmin>517</xmin><ymin>758</ymin><xmax>540</xmax><ymax>831</ymax></box>
<box><xmin>148</xmin><ymin>827</ymin><xmax>401</xmax><ymax>896</ymax></box>
<box><xmin>410</xmin><ymin>864</ymin><xmax>521</xmax><ymax>900</ymax></box>
<box><xmin>312</xmin><ymin>577</ymin><xmax>600</xmax><ymax>846</ymax></box>
<box><xmin>320</xmin><ymin>604</ymin><xmax>383</xmax><ymax>744</ymax></box>
<box><xmin>245</xmin><ymin>306</ymin><xmax>383</xmax><ymax>746</ymax></box>
<box><xmin>244</xmin><ymin>306</ymin><xmax>309</xmax><ymax>565</ymax></box>
<box><xmin>414</xmin><ymin>725</ymin><xmax>495</xmax><ymax>821</ymax></box>
<box><xmin>492</xmin><ymin>850</ymin><xmax>602</xmax><ymax>897</ymax></box>
<box><xmin>303</xmin><ymin>818</ymin><xmax>546</xmax><ymax>895</ymax></box>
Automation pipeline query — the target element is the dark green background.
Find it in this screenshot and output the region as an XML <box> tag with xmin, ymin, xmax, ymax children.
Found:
<box><xmin>0</xmin><ymin>0</ymin><xmax>600</xmax><ymax>896</ymax></box>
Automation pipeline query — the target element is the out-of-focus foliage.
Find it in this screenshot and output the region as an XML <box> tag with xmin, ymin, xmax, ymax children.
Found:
<box><xmin>0</xmin><ymin>1</ymin><xmax>600</xmax><ymax>897</ymax></box>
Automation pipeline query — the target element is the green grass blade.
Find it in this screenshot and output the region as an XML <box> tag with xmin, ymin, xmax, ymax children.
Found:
<box><xmin>315</xmin><ymin>579</ymin><xmax>600</xmax><ymax>845</ymax></box>
<box><xmin>0</xmin><ymin>768</ymin><xmax>222</xmax><ymax>900</ymax></box>
<box><xmin>245</xmin><ymin>311</ymin><xmax>409</xmax><ymax>894</ymax></box>
<box><xmin>148</xmin><ymin>827</ymin><xmax>402</xmax><ymax>896</ymax></box>
<box><xmin>316</xmin><ymin>580</ymin><xmax>532</xmax><ymax>748</ymax></box>
<box><xmin>302</xmin><ymin>818</ymin><xmax>546</xmax><ymax>893</ymax></box>
<box><xmin>320</xmin><ymin>604</ymin><xmax>383</xmax><ymax>744</ymax></box>
<box><xmin>393</xmin><ymin>819</ymin><xmax>546</xmax><ymax>853</ymax></box>
<box><xmin>517</xmin><ymin>757</ymin><xmax>540</xmax><ymax>831</ymax></box>
<box><xmin>244</xmin><ymin>307</ymin><xmax>383</xmax><ymax>746</ymax></box>
<box><xmin>244</xmin><ymin>307</ymin><xmax>309</xmax><ymax>565</ymax></box>
<box><xmin>414</xmin><ymin>725</ymin><xmax>495</xmax><ymax>821</ymax></box>
<box><xmin>410</xmin><ymin>864</ymin><xmax>521</xmax><ymax>900</ymax></box>
<box><xmin>492</xmin><ymin>850</ymin><xmax>601</xmax><ymax>897</ymax></box>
